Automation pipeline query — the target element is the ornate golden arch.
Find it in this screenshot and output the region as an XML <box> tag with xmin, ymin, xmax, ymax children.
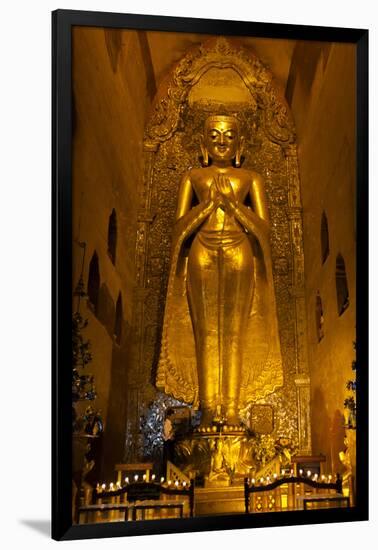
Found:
<box><xmin>144</xmin><ymin>37</ymin><xmax>295</xmax><ymax>149</ymax></box>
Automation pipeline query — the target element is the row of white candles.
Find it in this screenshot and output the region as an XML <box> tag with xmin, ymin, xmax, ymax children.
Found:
<box><xmin>96</xmin><ymin>476</ymin><xmax>188</xmax><ymax>492</ymax></box>
<box><xmin>96</xmin><ymin>471</ymin><xmax>336</xmax><ymax>491</ymax></box>
<box><xmin>248</xmin><ymin>471</ymin><xmax>336</xmax><ymax>485</ymax></box>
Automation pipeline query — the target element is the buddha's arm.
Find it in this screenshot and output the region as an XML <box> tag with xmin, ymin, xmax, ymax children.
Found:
<box><xmin>250</xmin><ymin>173</ymin><xmax>270</xmax><ymax>226</ymax></box>
<box><xmin>175</xmin><ymin>173</ymin><xmax>193</xmax><ymax>221</ymax></box>
<box><xmin>173</xmin><ymin>172</ymin><xmax>219</xmax><ymax>240</ymax></box>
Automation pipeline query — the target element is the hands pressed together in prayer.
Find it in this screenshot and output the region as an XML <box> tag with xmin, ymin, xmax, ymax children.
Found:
<box><xmin>209</xmin><ymin>175</ymin><xmax>237</xmax><ymax>212</ymax></box>
<box><xmin>208</xmin><ymin>174</ymin><xmax>269</xmax><ymax>239</ymax></box>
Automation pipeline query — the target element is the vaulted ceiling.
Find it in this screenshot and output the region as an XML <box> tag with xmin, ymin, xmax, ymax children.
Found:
<box><xmin>146</xmin><ymin>31</ymin><xmax>297</xmax><ymax>95</ymax></box>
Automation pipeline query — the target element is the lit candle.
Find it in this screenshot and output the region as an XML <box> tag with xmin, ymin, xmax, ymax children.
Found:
<box><xmin>143</xmin><ymin>474</ymin><xmax>147</xmax><ymax>481</ymax></box>
<box><xmin>116</xmin><ymin>481</ymin><xmax>121</xmax><ymax>488</ymax></box>
<box><xmin>183</xmin><ymin>481</ymin><xmax>187</xmax><ymax>487</ymax></box>
<box><xmin>151</xmin><ymin>474</ymin><xmax>156</xmax><ymax>481</ymax></box>
<box><xmin>168</xmin><ymin>480</ymin><xmax>172</xmax><ymax>486</ymax></box>
<box><xmin>134</xmin><ymin>474</ymin><xmax>139</xmax><ymax>482</ymax></box>
<box><xmin>160</xmin><ymin>477</ymin><xmax>165</xmax><ymax>483</ymax></box>
<box><xmin>175</xmin><ymin>480</ymin><xmax>179</xmax><ymax>487</ymax></box>
<box><xmin>290</xmin><ymin>469</ymin><xmax>294</xmax><ymax>476</ymax></box>
<box><xmin>251</xmin><ymin>478</ymin><xmax>255</xmax><ymax>485</ymax></box>
<box><xmin>321</xmin><ymin>475</ymin><xmax>325</xmax><ymax>481</ymax></box>
<box><xmin>307</xmin><ymin>470</ymin><xmax>311</xmax><ymax>477</ymax></box>
<box><xmin>109</xmin><ymin>483</ymin><xmax>114</xmax><ymax>491</ymax></box>
<box><xmin>328</xmin><ymin>474</ymin><xmax>332</xmax><ymax>481</ymax></box>
<box><xmin>125</xmin><ymin>477</ymin><xmax>129</xmax><ymax>484</ymax></box>
<box><xmin>260</xmin><ymin>477</ymin><xmax>264</xmax><ymax>483</ymax></box>
<box><xmin>273</xmin><ymin>473</ymin><xmax>278</xmax><ymax>479</ymax></box>
<box><xmin>266</xmin><ymin>476</ymin><xmax>270</xmax><ymax>482</ymax></box>
<box><xmin>314</xmin><ymin>474</ymin><xmax>318</xmax><ymax>481</ymax></box>
<box><xmin>281</xmin><ymin>469</ymin><xmax>285</xmax><ymax>476</ymax></box>
<box><xmin>299</xmin><ymin>469</ymin><xmax>303</xmax><ymax>476</ymax></box>
<box><xmin>101</xmin><ymin>483</ymin><xmax>106</xmax><ymax>491</ymax></box>
<box><xmin>96</xmin><ymin>483</ymin><xmax>100</xmax><ymax>492</ymax></box>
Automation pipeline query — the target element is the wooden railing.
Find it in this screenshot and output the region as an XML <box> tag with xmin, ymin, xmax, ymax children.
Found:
<box><xmin>244</xmin><ymin>474</ymin><xmax>345</xmax><ymax>513</ymax></box>
<box><xmin>92</xmin><ymin>480</ymin><xmax>195</xmax><ymax>518</ymax></box>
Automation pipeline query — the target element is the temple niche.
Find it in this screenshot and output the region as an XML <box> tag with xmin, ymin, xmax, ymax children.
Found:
<box><xmin>128</xmin><ymin>37</ymin><xmax>311</xmax><ymax>472</ymax></box>
<box><xmin>72</xmin><ymin>27</ymin><xmax>356</xmax><ymax>520</ymax></box>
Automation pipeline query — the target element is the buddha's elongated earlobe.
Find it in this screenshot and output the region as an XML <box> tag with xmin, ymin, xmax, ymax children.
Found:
<box><xmin>200</xmin><ymin>136</ymin><xmax>209</xmax><ymax>167</ymax></box>
<box><xmin>235</xmin><ymin>136</ymin><xmax>245</xmax><ymax>168</ymax></box>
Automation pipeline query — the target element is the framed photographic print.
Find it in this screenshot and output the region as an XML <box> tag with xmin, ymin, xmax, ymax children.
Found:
<box><xmin>52</xmin><ymin>9</ymin><xmax>368</xmax><ymax>541</ymax></box>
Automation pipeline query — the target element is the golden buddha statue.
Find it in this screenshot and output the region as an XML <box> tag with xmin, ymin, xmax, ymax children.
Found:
<box><xmin>156</xmin><ymin>114</ymin><xmax>283</xmax><ymax>426</ymax></box>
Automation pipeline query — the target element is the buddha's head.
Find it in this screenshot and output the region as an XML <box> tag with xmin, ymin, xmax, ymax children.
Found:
<box><xmin>202</xmin><ymin>115</ymin><xmax>244</xmax><ymax>167</ymax></box>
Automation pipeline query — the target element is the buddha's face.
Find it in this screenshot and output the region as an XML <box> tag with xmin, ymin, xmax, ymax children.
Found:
<box><xmin>204</xmin><ymin>117</ymin><xmax>239</xmax><ymax>164</ymax></box>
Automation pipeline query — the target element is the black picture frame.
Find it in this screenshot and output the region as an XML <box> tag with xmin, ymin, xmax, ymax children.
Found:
<box><xmin>52</xmin><ymin>9</ymin><xmax>368</xmax><ymax>541</ymax></box>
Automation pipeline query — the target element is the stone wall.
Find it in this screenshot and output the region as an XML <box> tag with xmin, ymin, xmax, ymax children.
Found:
<box><xmin>289</xmin><ymin>42</ymin><xmax>356</xmax><ymax>471</ymax></box>
<box><xmin>72</xmin><ymin>27</ymin><xmax>150</xmax><ymax>479</ymax></box>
